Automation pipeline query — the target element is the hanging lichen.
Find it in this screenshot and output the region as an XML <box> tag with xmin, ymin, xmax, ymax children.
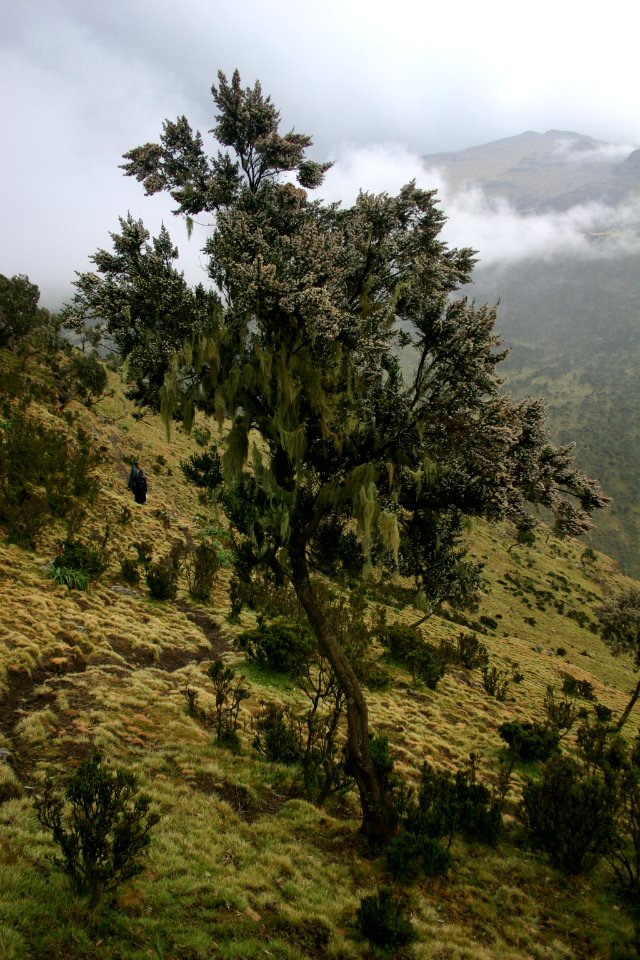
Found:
<box><xmin>223</xmin><ymin>416</ymin><xmax>250</xmax><ymax>483</ymax></box>
<box><xmin>378</xmin><ymin>510</ymin><xmax>400</xmax><ymax>566</ymax></box>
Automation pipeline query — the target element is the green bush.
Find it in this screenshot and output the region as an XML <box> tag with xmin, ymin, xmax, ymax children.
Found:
<box><xmin>53</xmin><ymin>538</ymin><xmax>107</xmax><ymax>580</ymax></box>
<box><xmin>562</xmin><ymin>674</ymin><xmax>595</xmax><ymax>701</ymax></box>
<box><xmin>379</xmin><ymin>624</ymin><xmax>445</xmax><ymax>689</ymax></box>
<box><xmin>145</xmin><ymin>560</ymin><xmax>178</xmax><ymax>601</ymax></box>
<box><xmin>119</xmin><ymin>555</ymin><xmax>140</xmax><ymax>584</ymax></box>
<box><xmin>439</xmin><ymin>631</ymin><xmax>489</xmax><ymax>670</ymax></box>
<box><xmin>34</xmin><ymin>753</ymin><xmax>160</xmax><ymax>911</ymax></box>
<box><xmin>62</xmin><ymin>351</ymin><xmax>108</xmax><ymax>404</ymax></box>
<box><xmin>235</xmin><ymin>618</ymin><xmax>315</xmax><ymax>675</ymax></box>
<box><xmin>594</xmin><ymin>703</ymin><xmax>614</xmax><ymax>723</ymax></box>
<box><xmin>185</xmin><ymin>541</ymin><xmax>220</xmax><ymax>602</ymax></box>
<box><xmin>252</xmin><ymin>702</ymin><xmax>302</xmax><ymax>765</ymax></box>
<box><xmin>378</xmin><ymin>624</ymin><xmax>421</xmax><ymax>661</ymax></box>
<box><xmin>499</xmin><ymin>721</ymin><xmax>560</xmax><ymax>762</ymax></box>
<box><xmin>387</xmin><ymin>757</ymin><xmax>501</xmax><ymax>881</ymax></box>
<box><xmin>411</xmin><ymin>643</ymin><xmax>446</xmax><ymax>689</ymax></box>
<box><xmin>520</xmin><ymin>755</ymin><xmax>618</xmax><ymax>873</ymax></box>
<box><xmin>356</xmin><ymin>888</ymin><xmax>416</xmax><ymax>955</ymax></box>
<box><xmin>0</xmin><ymin>409</ymin><xmax>101</xmax><ymax>548</ymax></box>
<box><xmin>386</xmin><ymin>829</ymin><xmax>451</xmax><ymax>882</ymax></box>
<box><xmin>481</xmin><ymin>665</ymin><xmax>510</xmax><ymax>701</ymax></box>
<box><xmin>207</xmin><ymin>659</ymin><xmax>250</xmax><ymax>751</ymax></box>
<box><xmin>180</xmin><ymin>448</ymin><xmax>223</xmax><ymax>491</ymax></box>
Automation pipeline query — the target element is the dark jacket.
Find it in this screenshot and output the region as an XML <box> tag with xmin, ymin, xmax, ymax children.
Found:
<box><xmin>127</xmin><ymin>463</ymin><xmax>139</xmax><ymax>492</ymax></box>
<box><xmin>133</xmin><ymin>470</ymin><xmax>147</xmax><ymax>504</ymax></box>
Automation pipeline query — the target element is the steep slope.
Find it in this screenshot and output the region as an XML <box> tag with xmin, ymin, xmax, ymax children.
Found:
<box><xmin>1</xmin><ymin>357</ymin><xmax>640</xmax><ymax>958</ymax></box>
<box><xmin>423</xmin><ymin>130</ymin><xmax>640</xmax><ymax>575</ymax></box>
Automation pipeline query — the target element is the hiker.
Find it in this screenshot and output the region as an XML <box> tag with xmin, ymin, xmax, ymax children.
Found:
<box><xmin>127</xmin><ymin>461</ymin><xmax>139</xmax><ymax>495</ymax></box>
<box><xmin>132</xmin><ymin>468</ymin><xmax>147</xmax><ymax>505</ymax></box>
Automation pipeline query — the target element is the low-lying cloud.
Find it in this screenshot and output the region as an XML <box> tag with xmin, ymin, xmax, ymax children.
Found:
<box><xmin>319</xmin><ymin>144</ymin><xmax>640</xmax><ymax>267</ymax></box>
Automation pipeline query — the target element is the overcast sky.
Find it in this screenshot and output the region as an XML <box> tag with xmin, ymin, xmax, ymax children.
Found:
<box><xmin>2</xmin><ymin>0</ymin><xmax>638</xmax><ymax>308</ymax></box>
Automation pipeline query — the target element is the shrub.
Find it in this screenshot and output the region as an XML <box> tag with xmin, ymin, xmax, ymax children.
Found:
<box><xmin>481</xmin><ymin>665</ymin><xmax>510</xmax><ymax>701</ymax></box>
<box><xmin>594</xmin><ymin>703</ymin><xmax>614</xmax><ymax>723</ymax></box>
<box><xmin>387</xmin><ymin>757</ymin><xmax>501</xmax><ymax>881</ymax></box>
<box><xmin>33</xmin><ymin>753</ymin><xmax>160</xmax><ymax>910</ymax></box>
<box><xmin>53</xmin><ymin>538</ymin><xmax>107</xmax><ymax>580</ymax></box>
<box><xmin>62</xmin><ymin>351</ymin><xmax>108</xmax><ymax>404</ymax></box>
<box><xmin>145</xmin><ymin>560</ymin><xmax>178</xmax><ymax>601</ymax></box>
<box><xmin>378</xmin><ymin>624</ymin><xmax>421</xmax><ymax>661</ymax></box>
<box><xmin>561</xmin><ymin>674</ymin><xmax>595</xmax><ymax>701</ymax></box>
<box><xmin>119</xmin><ymin>555</ymin><xmax>140</xmax><ymax>585</ymax></box>
<box><xmin>543</xmin><ymin>685</ymin><xmax>577</xmax><ymax>738</ymax></box>
<box><xmin>0</xmin><ymin>410</ymin><xmax>101</xmax><ymax>548</ymax></box>
<box><xmin>386</xmin><ymin>829</ymin><xmax>451</xmax><ymax>882</ymax></box>
<box><xmin>499</xmin><ymin>720</ymin><xmax>560</xmax><ymax>762</ymax></box>
<box><xmin>252</xmin><ymin>702</ymin><xmax>302</xmax><ymax>765</ymax></box>
<box><xmin>379</xmin><ymin>624</ymin><xmax>445</xmax><ymax>689</ymax></box>
<box><xmin>235</xmin><ymin>618</ymin><xmax>315</xmax><ymax>676</ymax></box>
<box><xmin>356</xmin><ymin>888</ymin><xmax>416</xmax><ymax>955</ymax></box>
<box><xmin>440</xmin><ymin>631</ymin><xmax>489</xmax><ymax>670</ymax></box>
<box><xmin>207</xmin><ymin>659</ymin><xmax>250</xmax><ymax>751</ymax></box>
<box><xmin>180</xmin><ymin>448</ymin><xmax>223</xmax><ymax>491</ymax></box>
<box><xmin>520</xmin><ymin>755</ymin><xmax>618</xmax><ymax>873</ymax></box>
<box><xmin>185</xmin><ymin>541</ymin><xmax>220</xmax><ymax>602</ymax></box>
<box><xmin>133</xmin><ymin>539</ymin><xmax>153</xmax><ymax>566</ymax></box>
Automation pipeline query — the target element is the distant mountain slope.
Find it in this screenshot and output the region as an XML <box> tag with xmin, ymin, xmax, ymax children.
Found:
<box><xmin>422</xmin><ymin>131</ymin><xmax>640</xmax><ymax>575</ymax></box>
<box><xmin>424</xmin><ymin>129</ymin><xmax>640</xmax><ymax>213</ymax></box>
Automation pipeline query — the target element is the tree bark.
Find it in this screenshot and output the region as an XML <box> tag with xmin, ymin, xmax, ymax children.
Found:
<box><xmin>616</xmin><ymin>676</ymin><xmax>640</xmax><ymax>730</ymax></box>
<box><xmin>289</xmin><ymin>540</ymin><xmax>399</xmax><ymax>845</ymax></box>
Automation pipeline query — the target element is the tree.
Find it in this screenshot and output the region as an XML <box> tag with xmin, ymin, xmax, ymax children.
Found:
<box><xmin>597</xmin><ymin>588</ymin><xmax>640</xmax><ymax>728</ymax></box>
<box><xmin>122</xmin><ymin>69</ymin><xmax>609</xmax><ymax>843</ymax></box>
<box><xmin>0</xmin><ymin>273</ymin><xmax>62</xmax><ymax>362</ymax></box>
<box><xmin>60</xmin><ymin>214</ymin><xmax>219</xmax><ymax>408</ymax></box>
<box><xmin>0</xmin><ymin>273</ymin><xmax>42</xmax><ymax>348</ymax></box>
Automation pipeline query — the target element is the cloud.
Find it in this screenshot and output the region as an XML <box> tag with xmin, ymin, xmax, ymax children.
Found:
<box><xmin>319</xmin><ymin>144</ymin><xmax>640</xmax><ymax>267</ymax></box>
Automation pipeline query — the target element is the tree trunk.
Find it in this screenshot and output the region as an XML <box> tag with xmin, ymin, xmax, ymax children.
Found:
<box><xmin>289</xmin><ymin>542</ymin><xmax>399</xmax><ymax>845</ymax></box>
<box><xmin>616</xmin><ymin>676</ymin><xmax>640</xmax><ymax>730</ymax></box>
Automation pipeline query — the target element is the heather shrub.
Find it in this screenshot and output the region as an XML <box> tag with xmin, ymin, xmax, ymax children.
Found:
<box><xmin>180</xmin><ymin>447</ymin><xmax>223</xmax><ymax>491</ymax></box>
<box><xmin>53</xmin><ymin>537</ymin><xmax>107</xmax><ymax>580</ymax></box>
<box><xmin>481</xmin><ymin>665</ymin><xmax>510</xmax><ymax>701</ymax></box>
<box><xmin>235</xmin><ymin>618</ymin><xmax>315</xmax><ymax>676</ymax></box>
<box><xmin>34</xmin><ymin>753</ymin><xmax>160</xmax><ymax>911</ymax></box>
<box><xmin>207</xmin><ymin>659</ymin><xmax>250</xmax><ymax>750</ymax></box>
<box><xmin>145</xmin><ymin>559</ymin><xmax>178</xmax><ymax>600</ymax></box>
<box><xmin>387</xmin><ymin>756</ymin><xmax>501</xmax><ymax>881</ymax></box>
<box><xmin>356</xmin><ymin>888</ymin><xmax>416</xmax><ymax>956</ymax></box>
<box><xmin>0</xmin><ymin>409</ymin><xmax>100</xmax><ymax>548</ymax></box>
<box><xmin>252</xmin><ymin>702</ymin><xmax>302</xmax><ymax>765</ymax></box>
<box><xmin>520</xmin><ymin>755</ymin><xmax>618</xmax><ymax>873</ymax></box>
<box><xmin>378</xmin><ymin>624</ymin><xmax>445</xmax><ymax>689</ymax></box>
<box><xmin>185</xmin><ymin>541</ymin><xmax>220</xmax><ymax>602</ymax></box>
<box><xmin>499</xmin><ymin>720</ymin><xmax>560</xmax><ymax>762</ymax></box>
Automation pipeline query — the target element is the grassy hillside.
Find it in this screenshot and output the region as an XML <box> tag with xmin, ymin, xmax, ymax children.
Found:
<box><xmin>2</xmin><ymin>353</ymin><xmax>640</xmax><ymax>959</ymax></box>
<box><xmin>468</xmin><ymin>255</ymin><xmax>640</xmax><ymax>577</ymax></box>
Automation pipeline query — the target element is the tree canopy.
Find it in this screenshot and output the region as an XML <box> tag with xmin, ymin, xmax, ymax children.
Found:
<box><xmin>122</xmin><ymin>69</ymin><xmax>610</xmax><ymax>842</ymax></box>
<box><xmin>61</xmin><ymin>214</ymin><xmax>219</xmax><ymax>408</ymax></box>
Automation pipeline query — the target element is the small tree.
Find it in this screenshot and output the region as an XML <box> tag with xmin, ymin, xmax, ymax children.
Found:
<box><xmin>61</xmin><ymin>215</ymin><xmax>219</xmax><ymax>409</ymax></box>
<box><xmin>597</xmin><ymin>588</ymin><xmax>640</xmax><ymax>728</ymax></box>
<box><xmin>34</xmin><ymin>753</ymin><xmax>160</xmax><ymax>911</ymax></box>
<box><xmin>121</xmin><ymin>70</ymin><xmax>609</xmax><ymax>844</ymax></box>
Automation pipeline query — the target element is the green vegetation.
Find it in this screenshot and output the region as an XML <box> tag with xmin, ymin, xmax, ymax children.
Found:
<box><xmin>34</xmin><ymin>753</ymin><xmax>160</xmax><ymax>911</ymax></box>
